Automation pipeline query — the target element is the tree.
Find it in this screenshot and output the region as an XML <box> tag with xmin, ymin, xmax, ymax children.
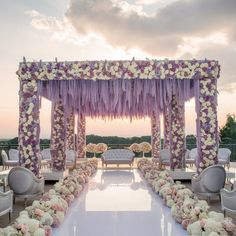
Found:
<box><xmin>220</xmin><ymin>114</ymin><xmax>236</xmax><ymax>142</ymax></box>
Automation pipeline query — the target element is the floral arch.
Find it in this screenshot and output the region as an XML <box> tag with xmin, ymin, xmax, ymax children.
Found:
<box><xmin>17</xmin><ymin>59</ymin><xmax>220</xmax><ymax>175</ymax></box>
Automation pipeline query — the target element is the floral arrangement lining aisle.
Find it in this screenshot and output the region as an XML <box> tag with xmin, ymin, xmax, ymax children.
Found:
<box><xmin>137</xmin><ymin>159</ymin><xmax>236</xmax><ymax>236</ymax></box>
<box><xmin>0</xmin><ymin>159</ymin><xmax>98</xmax><ymax>236</ymax></box>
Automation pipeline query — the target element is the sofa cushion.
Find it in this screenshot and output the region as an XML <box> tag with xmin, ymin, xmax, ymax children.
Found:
<box><xmin>102</xmin><ymin>149</ymin><xmax>134</xmax><ymax>161</ymax></box>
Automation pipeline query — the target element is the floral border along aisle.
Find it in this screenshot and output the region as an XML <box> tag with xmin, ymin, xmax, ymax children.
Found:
<box><xmin>0</xmin><ymin>159</ymin><xmax>98</xmax><ymax>236</ymax></box>
<box><xmin>137</xmin><ymin>159</ymin><xmax>236</xmax><ymax>236</ymax></box>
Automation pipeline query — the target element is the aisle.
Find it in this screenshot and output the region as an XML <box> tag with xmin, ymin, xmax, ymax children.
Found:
<box><xmin>52</xmin><ymin>170</ymin><xmax>187</xmax><ymax>236</ymax></box>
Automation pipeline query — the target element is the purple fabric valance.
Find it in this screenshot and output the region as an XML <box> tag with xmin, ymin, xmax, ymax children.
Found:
<box><xmin>38</xmin><ymin>78</ymin><xmax>196</xmax><ymax>119</ymax></box>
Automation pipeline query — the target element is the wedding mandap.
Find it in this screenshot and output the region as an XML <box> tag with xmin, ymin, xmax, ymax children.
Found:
<box><xmin>16</xmin><ymin>58</ymin><xmax>220</xmax><ymax>175</ymax></box>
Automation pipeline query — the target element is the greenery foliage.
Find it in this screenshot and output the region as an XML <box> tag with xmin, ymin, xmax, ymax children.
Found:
<box><xmin>220</xmin><ymin>114</ymin><xmax>236</xmax><ymax>143</ymax></box>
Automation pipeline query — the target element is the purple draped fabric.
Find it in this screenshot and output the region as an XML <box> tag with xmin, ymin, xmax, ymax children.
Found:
<box><xmin>38</xmin><ymin>79</ymin><xmax>195</xmax><ymax>119</ymax></box>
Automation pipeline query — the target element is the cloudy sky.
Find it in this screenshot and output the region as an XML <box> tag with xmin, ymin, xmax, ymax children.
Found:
<box><xmin>0</xmin><ymin>0</ymin><xmax>236</xmax><ymax>138</ymax></box>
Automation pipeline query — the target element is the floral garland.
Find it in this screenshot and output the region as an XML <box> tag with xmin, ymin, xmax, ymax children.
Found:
<box><xmin>197</xmin><ymin>78</ymin><xmax>218</xmax><ymax>172</ymax></box>
<box><xmin>0</xmin><ymin>159</ymin><xmax>98</xmax><ymax>236</ymax></box>
<box><xmin>51</xmin><ymin>101</ymin><xmax>66</xmax><ymax>171</ymax></box>
<box><xmin>18</xmin><ymin>80</ymin><xmax>41</xmax><ymax>176</ymax></box>
<box><xmin>17</xmin><ymin>60</ymin><xmax>220</xmax><ymax>81</ymax></box>
<box><xmin>163</xmin><ymin>106</ymin><xmax>171</xmax><ymax>149</ymax></box>
<box><xmin>137</xmin><ymin>159</ymin><xmax>236</xmax><ymax>236</ymax></box>
<box><xmin>170</xmin><ymin>96</ymin><xmax>185</xmax><ymax>170</ymax></box>
<box><xmin>66</xmin><ymin>111</ymin><xmax>75</xmax><ymax>150</ymax></box>
<box><xmin>77</xmin><ymin>115</ymin><xmax>86</xmax><ymax>158</ymax></box>
<box><xmin>151</xmin><ymin>114</ymin><xmax>161</xmax><ymax>158</ymax></box>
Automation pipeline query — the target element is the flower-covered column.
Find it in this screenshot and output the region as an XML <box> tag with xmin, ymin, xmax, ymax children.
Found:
<box><xmin>163</xmin><ymin>106</ymin><xmax>171</xmax><ymax>149</ymax></box>
<box><xmin>151</xmin><ymin>113</ymin><xmax>161</xmax><ymax>159</ymax></box>
<box><xmin>18</xmin><ymin>80</ymin><xmax>41</xmax><ymax>176</ymax></box>
<box><xmin>169</xmin><ymin>95</ymin><xmax>186</xmax><ymax>170</ymax></box>
<box><xmin>66</xmin><ymin>110</ymin><xmax>75</xmax><ymax>150</ymax></box>
<box><xmin>51</xmin><ymin>101</ymin><xmax>66</xmax><ymax>171</ymax></box>
<box><xmin>77</xmin><ymin>114</ymin><xmax>86</xmax><ymax>158</ymax></box>
<box><xmin>195</xmin><ymin>78</ymin><xmax>218</xmax><ymax>173</ymax></box>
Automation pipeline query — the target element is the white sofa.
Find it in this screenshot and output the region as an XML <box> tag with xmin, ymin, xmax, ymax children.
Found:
<box><xmin>101</xmin><ymin>149</ymin><xmax>135</xmax><ymax>167</ymax></box>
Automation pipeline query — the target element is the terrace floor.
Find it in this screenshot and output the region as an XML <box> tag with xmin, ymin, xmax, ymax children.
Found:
<box><xmin>0</xmin><ymin>161</ymin><xmax>236</xmax><ymax>234</ymax></box>
<box><xmin>52</xmin><ymin>169</ymin><xmax>187</xmax><ymax>236</ymax></box>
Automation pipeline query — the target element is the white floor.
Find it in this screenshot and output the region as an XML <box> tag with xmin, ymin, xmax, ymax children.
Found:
<box><xmin>52</xmin><ymin>169</ymin><xmax>187</xmax><ymax>236</ymax></box>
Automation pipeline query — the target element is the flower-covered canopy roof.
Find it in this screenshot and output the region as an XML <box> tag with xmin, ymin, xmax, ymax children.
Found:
<box><xmin>17</xmin><ymin>59</ymin><xmax>220</xmax><ymax>119</ymax></box>
<box><xmin>17</xmin><ymin>59</ymin><xmax>220</xmax><ymax>81</ymax></box>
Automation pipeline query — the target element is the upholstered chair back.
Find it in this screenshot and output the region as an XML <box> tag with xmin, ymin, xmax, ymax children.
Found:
<box><xmin>202</xmin><ymin>165</ymin><xmax>226</xmax><ymax>193</ymax></box>
<box><xmin>8</xmin><ymin>167</ymin><xmax>35</xmax><ymax>194</ymax></box>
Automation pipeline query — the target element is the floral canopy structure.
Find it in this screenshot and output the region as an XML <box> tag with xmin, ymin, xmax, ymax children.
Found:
<box><xmin>17</xmin><ymin>59</ymin><xmax>220</xmax><ymax>176</ymax></box>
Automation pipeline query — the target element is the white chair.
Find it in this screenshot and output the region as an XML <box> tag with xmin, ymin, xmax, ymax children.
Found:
<box><xmin>1</xmin><ymin>150</ymin><xmax>18</xmax><ymax>170</ymax></box>
<box><xmin>41</xmin><ymin>148</ymin><xmax>52</xmax><ymax>168</ymax></box>
<box><xmin>8</xmin><ymin>167</ymin><xmax>44</xmax><ymax>206</ymax></box>
<box><xmin>0</xmin><ymin>190</ymin><xmax>13</xmax><ymax>222</ymax></box>
<box><xmin>192</xmin><ymin>165</ymin><xmax>226</xmax><ymax>203</ymax></box>
<box><xmin>8</xmin><ymin>149</ymin><xmax>19</xmax><ymax>161</ymax></box>
<box><xmin>217</xmin><ymin>148</ymin><xmax>231</xmax><ymax>170</ymax></box>
<box><xmin>159</xmin><ymin>149</ymin><xmax>171</xmax><ymax>168</ymax></box>
<box><xmin>186</xmin><ymin>148</ymin><xmax>197</xmax><ymax>167</ymax></box>
<box><xmin>41</xmin><ymin>148</ymin><xmax>51</xmax><ymax>160</ymax></box>
<box><xmin>220</xmin><ymin>187</ymin><xmax>236</xmax><ymax>216</ymax></box>
<box><xmin>66</xmin><ymin>149</ymin><xmax>76</xmax><ymax>168</ymax></box>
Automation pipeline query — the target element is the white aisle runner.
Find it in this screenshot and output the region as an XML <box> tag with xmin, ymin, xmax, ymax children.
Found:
<box><xmin>52</xmin><ymin>170</ymin><xmax>187</xmax><ymax>236</ymax></box>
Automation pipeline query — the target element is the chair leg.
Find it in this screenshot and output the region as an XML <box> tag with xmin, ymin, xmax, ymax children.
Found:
<box><xmin>207</xmin><ymin>196</ymin><xmax>210</xmax><ymax>204</ymax></box>
<box><xmin>8</xmin><ymin>212</ymin><xmax>11</xmax><ymax>222</ymax></box>
<box><xmin>24</xmin><ymin>198</ymin><xmax>27</xmax><ymax>207</ymax></box>
<box><xmin>223</xmin><ymin>209</ymin><xmax>226</xmax><ymax>217</ymax></box>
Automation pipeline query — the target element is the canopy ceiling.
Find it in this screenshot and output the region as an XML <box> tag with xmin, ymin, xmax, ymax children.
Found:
<box><xmin>17</xmin><ymin>59</ymin><xmax>220</xmax><ymax>119</ymax></box>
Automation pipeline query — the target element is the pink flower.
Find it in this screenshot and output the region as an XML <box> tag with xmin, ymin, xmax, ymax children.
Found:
<box><xmin>35</xmin><ymin>208</ymin><xmax>44</xmax><ymax>217</ymax></box>
<box><xmin>52</xmin><ymin>204</ymin><xmax>64</xmax><ymax>212</ymax></box>
<box><xmin>194</xmin><ymin>207</ymin><xmax>201</xmax><ymax>215</ymax></box>
<box><xmin>44</xmin><ymin>225</ymin><xmax>52</xmax><ymax>236</ymax></box>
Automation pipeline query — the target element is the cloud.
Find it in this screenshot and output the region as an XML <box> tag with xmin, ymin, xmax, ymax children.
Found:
<box><xmin>65</xmin><ymin>0</ymin><xmax>236</xmax><ymax>57</ymax></box>
<box><xmin>25</xmin><ymin>1</ymin><xmax>236</xmax><ymax>91</ymax></box>
<box><xmin>24</xmin><ymin>10</ymin><xmax>105</xmax><ymax>46</ymax></box>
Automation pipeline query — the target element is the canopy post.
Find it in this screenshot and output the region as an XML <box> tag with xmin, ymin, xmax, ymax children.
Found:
<box><xmin>195</xmin><ymin>78</ymin><xmax>218</xmax><ymax>173</ymax></box>
<box><xmin>151</xmin><ymin>113</ymin><xmax>161</xmax><ymax>159</ymax></box>
<box><xmin>163</xmin><ymin>106</ymin><xmax>171</xmax><ymax>149</ymax></box>
<box><xmin>50</xmin><ymin>101</ymin><xmax>66</xmax><ymax>171</ymax></box>
<box><xmin>77</xmin><ymin>114</ymin><xmax>86</xmax><ymax>158</ymax></box>
<box><xmin>66</xmin><ymin>110</ymin><xmax>75</xmax><ymax>150</ymax></box>
<box><xmin>169</xmin><ymin>95</ymin><xmax>186</xmax><ymax>170</ymax></box>
<box><xmin>18</xmin><ymin>80</ymin><xmax>41</xmax><ymax>176</ymax></box>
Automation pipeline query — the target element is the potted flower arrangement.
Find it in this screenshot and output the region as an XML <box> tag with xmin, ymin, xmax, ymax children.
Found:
<box><xmin>129</xmin><ymin>143</ymin><xmax>142</xmax><ymax>157</ymax></box>
<box><xmin>140</xmin><ymin>142</ymin><xmax>152</xmax><ymax>158</ymax></box>
<box><xmin>95</xmin><ymin>143</ymin><xmax>108</xmax><ymax>157</ymax></box>
<box><xmin>85</xmin><ymin>143</ymin><xmax>97</xmax><ymax>158</ymax></box>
